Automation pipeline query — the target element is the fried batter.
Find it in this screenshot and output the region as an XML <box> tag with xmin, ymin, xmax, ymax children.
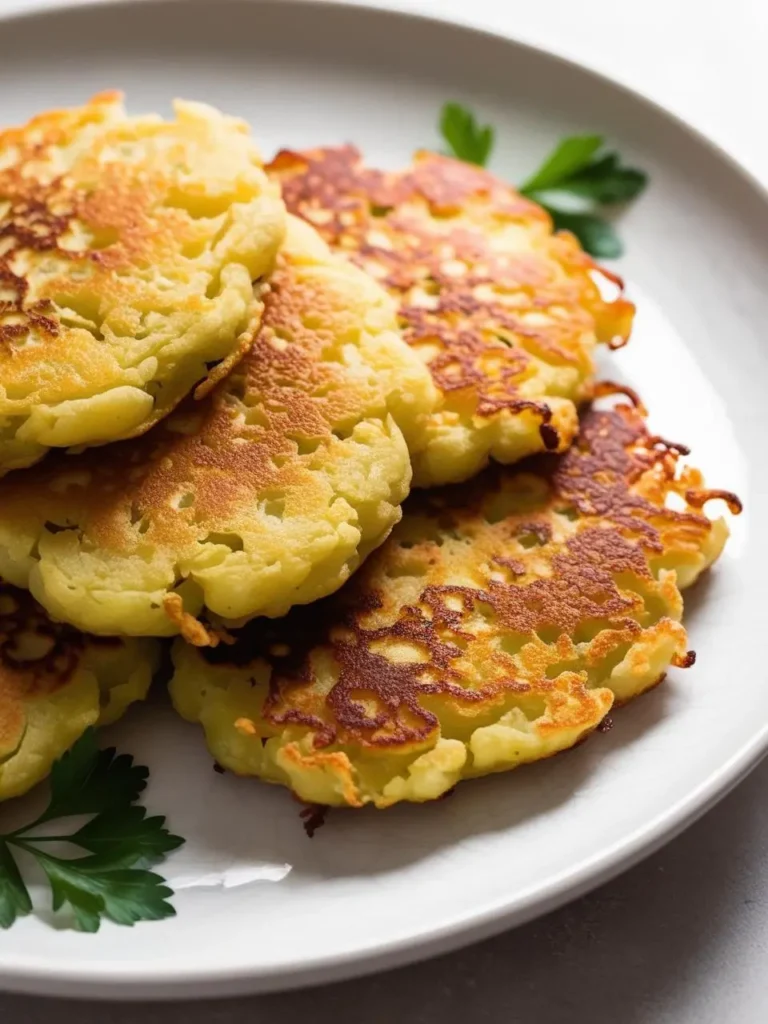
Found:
<box><xmin>170</xmin><ymin>399</ymin><xmax>739</xmax><ymax>807</ymax></box>
<box><xmin>269</xmin><ymin>146</ymin><xmax>634</xmax><ymax>485</ymax></box>
<box><xmin>0</xmin><ymin>92</ymin><xmax>285</xmax><ymax>472</ymax></box>
<box><xmin>0</xmin><ymin>583</ymin><xmax>157</xmax><ymax>800</ymax></box>
<box><xmin>0</xmin><ymin>217</ymin><xmax>436</xmax><ymax>638</ymax></box>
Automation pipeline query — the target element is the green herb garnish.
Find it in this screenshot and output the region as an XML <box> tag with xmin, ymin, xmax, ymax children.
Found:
<box><xmin>541</xmin><ymin>210</ymin><xmax>623</xmax><ymax>260</ymax></box>
<box><xmin>438</xmin><ymin>103</ymin><xmax>648</xmax><ymax>258</ymax></box>
<box><xmin>0</xmin><ymin>729</ymin><xmax>183</xmax><ymax>931</ymax></box>
<box><xmin>440</xmin><ymin>102</ymin><xmax>495</xmax><ymax>168</ymax></box>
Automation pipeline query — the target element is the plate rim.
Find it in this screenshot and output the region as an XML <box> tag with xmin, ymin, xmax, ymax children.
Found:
<box><xmin>0</xmin><ymin>0</ymin><xmax>766</xmax><ymax>999</ymax></box>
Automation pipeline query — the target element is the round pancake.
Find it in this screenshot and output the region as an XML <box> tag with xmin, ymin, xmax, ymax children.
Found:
<box><xmin>268</xmin><ymin>146</ymin><xmax>634</xmax><ymax>486</ymax></box>
<box><xmin>170</xmin><ymin>398</ymin><xmax>741</xmax><ymax>808</ymax></box>
<box><xmin>0</xmin><ymin>92</ymin><xmax>285</xmax><ymax>473</ymax></box>
<box><xmin>0</xmin><ymin>582</ymin><xmax>158</xmax><ymax>801</ymax></box>
<box><xmin>0</xmin><ymin>216</ymin><xmax>436</xmax><ymax>641</ymax></box>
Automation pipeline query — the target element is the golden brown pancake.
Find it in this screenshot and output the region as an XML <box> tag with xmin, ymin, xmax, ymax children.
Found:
<box><xmin>170</xmin><ymin>396</ymin><xmax>740</xmax><ymax>808</ymax></box>
<box><xmin>269</xmin><ymin>146</ymin><xmax>634</xmax><ymax>485</ymax></box>
<box><xmin>0</xmin><ymin>92</ymin><xmax>285</xmax><ymax>472</ymax></box>
<box><xmin>0</xmin><ymin>217</ymin><xmax>436</xmax><ymax>640</ymax></box>
<box><xmin>0</xmin><ymin>582</ymin><xmax>158</xmax><ymax>800</ymax></box>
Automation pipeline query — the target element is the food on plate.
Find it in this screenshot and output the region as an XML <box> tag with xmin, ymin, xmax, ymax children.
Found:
<box><xmin>0</xmin><ymin>583</ymin><xmax>158</xmax><ymax>801</ymax></box>
<box><xmin>268</xmin><ymin>145</ymin><xmax>634</xmax><ymax>486</ymax></box>
<box><xmin>0</xmin><ymin>91</ymin><xmax>285</xmax><ymax>473</ymax></box>
<box><xmin>169</xmin><ymin>397</ymin><xmax>740</xmax><ymax>808</ymax></box>
<box><xmin>0</xmin><ymin>216</ymin><xmax>436</xmax><ymax>641</ymax></box>
<box><xmin>0</xmin><ymin>80</ymin><xmax>740</xmax><ymax>943</ymax></box>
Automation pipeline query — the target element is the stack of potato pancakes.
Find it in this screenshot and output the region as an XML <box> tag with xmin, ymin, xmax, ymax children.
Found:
<box><xmin>0</xmin><ymin>95</ymin><xmax>739</xmax><ymax>808</ymax></box>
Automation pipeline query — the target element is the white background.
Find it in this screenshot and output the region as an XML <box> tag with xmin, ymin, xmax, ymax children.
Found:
<box><xmin>2</xmin><ymin>0</ymin><xmax>768</xmax><ymax>1020</ymax></box>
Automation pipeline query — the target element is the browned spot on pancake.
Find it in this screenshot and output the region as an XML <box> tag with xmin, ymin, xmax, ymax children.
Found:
<box><xmin>487</xmin><ymin>526</ymin><xmax>648</xmax><ymax>634</ymax></box>
<box><xmin>674</xmin><ymin>650</ymin><xmax>696</xmax><ymax>669</ymax></box>
<box><xmin>0</xmin><ymin>581</ymin><xmax>116</xmax><ymax>751</ymax></box>
<box><xmin>539</xmin><ymin>422</ymin><xmax>559</xmax><ymax>450</ymax></box>
<box><xmin>202</xmin><ymin>402</ymin><xmax>712</xmax><ymax>753</ymax></box>
<box><xmin>0</xmin><ymin>92</ymin><xmax>180</xmax><ymax>353</ymax></box>
<box><xmin>0</xmin><ymin>268</ymin><xmax>59</xmax><ymax>348</ymax></box>
<box><xmin>269</xmin><ymin>146</ymin><xmax>634</xmax><ymax>430</ymax></box>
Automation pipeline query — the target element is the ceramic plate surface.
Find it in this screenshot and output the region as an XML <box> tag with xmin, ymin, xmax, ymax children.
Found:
<box><xmin>0</xmin><ymin>0</ymin><xmax>765</xmax><ymax>1000</ymax></box>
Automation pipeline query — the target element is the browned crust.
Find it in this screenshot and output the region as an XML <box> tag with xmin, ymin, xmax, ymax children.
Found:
<box><xmin>200</xmin><ymin>400</ymin><xmax>725</xmax><ymax>754</ymax></box>
<box><xmin>0</xmin><ymin>582</ymin><xmax>117</xmax><ymax>751</ymax></box>
<box><xmin>163</xmin><ymin>594</ymin><xmax>221</xmax><ymax>648</ymax></box>
<box><xmin>0</xmin><ymin>92</ymin><xmax>270</xmax><ymax>441</ymax></box>
<box><xmin>0</xmin><ymin>236</ymin><xmax>402</xmax><ymax>574</ymax></box>
<box><xmin>268</xmin><ymin>146</ymin><xmax>635</xmax><ymax>436</ymax></box>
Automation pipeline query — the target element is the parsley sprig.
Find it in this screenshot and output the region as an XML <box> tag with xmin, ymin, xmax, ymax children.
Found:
<box><xmin>0</xmin><ymin>729</ymin><xmax>183</xmax><ymax>932</ymax></box>
<box><xmin>439</xmin><ymin>103</ymin><xmax>647</xmax><ymax>258</ymax></box>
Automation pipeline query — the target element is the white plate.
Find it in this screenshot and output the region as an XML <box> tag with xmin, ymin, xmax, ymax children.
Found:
<box><xmin>0</xmin><ymin>0</ymin><xmax>765</xmax><ymax>1001</ymax></box>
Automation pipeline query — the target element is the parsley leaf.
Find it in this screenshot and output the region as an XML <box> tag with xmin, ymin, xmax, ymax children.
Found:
<box><xmin>551</xmin><ymin>152</ymin><xmax>647</xmax><ymax>203</ymax></box>
<box><xmin>38</xmin><ymin>853</ymin><xmax>176</xmax><ymax>933</ymax></box>
<box><xmin>0</xmin><ymin>729</ymin><xmax>183</xmax><ymax>932</ymax></box>
<box><xmin>519</xmin><ymin>135</ymin><xmax>604</xmax><ymax>192</ymax></box>
<box><xmin>435</xmin><ymin>105</ymin><xmax>648</xmax><ymax>257</ymax></box>
<box><xmin>440</xmin><ymin>102</ymin><xmax>495</xmax><ymax>167</ymax></box>
<box><xmin>40</xmin><ymin>728</ymin><xmax>148</xmax><ymax>824</ymax></box>
<box><xmin>71</xmin><ymin>806</ymin><xmax>184</xmax><ymax>863</ymax></box>
<box><xmin>543</xmin><ymin>208</ymin><xmax>623</xmax><ymax>259</ymax></box>
<box><xmin>520</xmin><ymin>136</ymin><xmax>646</xmax><ymax>257</ymax></box>
<box><xmin>0</xmin><ymin>841</ymin><xmax>32</xmax><ymax>929</ymax></box>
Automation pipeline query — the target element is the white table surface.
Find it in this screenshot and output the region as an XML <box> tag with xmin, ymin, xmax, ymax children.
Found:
<box><xmin>2</xmin><ymin>0</ymin><xmax>767</xmax><ymax>1020</ymax></box>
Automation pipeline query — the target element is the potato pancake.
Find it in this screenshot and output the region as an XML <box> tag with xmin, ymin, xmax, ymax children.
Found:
<box><xmin>0</xmin><ymin>92</ymin><xmax>285</xmax><ymax>472</ymax></box>
<box><xmin>269</xmin><ymin>146</ymin><xmax>634</xmax><ymax>485</ymax></box>
<box><xmin>0</xmin><ymin>217</ymin><xmax>436</xmax><ymax>640</ymax></box>
<box><xmin>0</xmin><ymin>582</ymin><xmax>157</xmax><ymax>801</ymax></box>
<box><xmin>170</xmin><ymin>397</ymin><xmax>740</xmax><ymax>808</ymax></box>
